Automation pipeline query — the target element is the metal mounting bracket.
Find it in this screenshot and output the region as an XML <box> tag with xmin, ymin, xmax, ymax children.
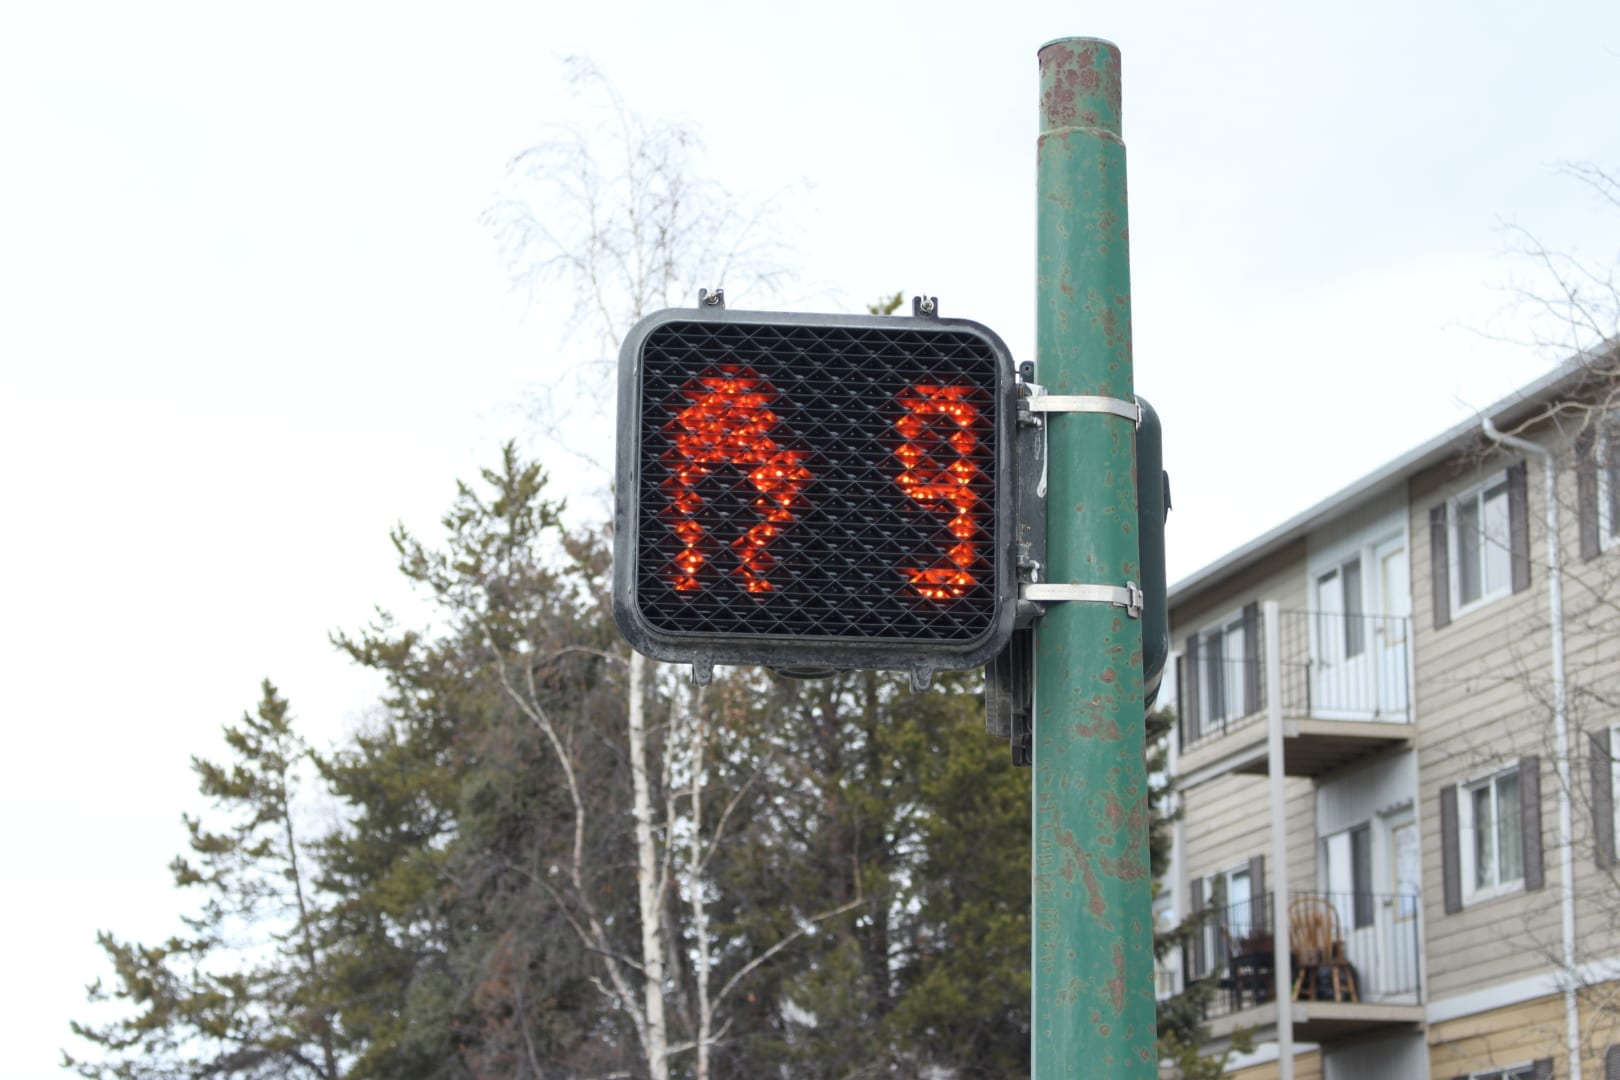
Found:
<box><xmin>1021</xmin><ymin>581</ymin><xmax>1143</xmax><ymax>619</ymax></box>
<box><xmin>986</xmin><ymin>627</ymin><xmax>1034</xmax><ymax>767</ymax></box>
<box><xmin>698</xmin><ymin>287</ymin><xmax>725</xmax><ymax>309</ymax></box>
<box><xmin>1024</xmin><ymin>394</ymin><xmax>1142</xmax><ymax>426</ymax></box>
<box><xmin>912</xmin><ymin>295</ymin><xmax>939</xmax><ymax>318</ymax></box>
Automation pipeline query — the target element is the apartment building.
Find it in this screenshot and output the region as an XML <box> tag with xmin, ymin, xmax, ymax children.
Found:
<box><xmin>1161</xmin><ymin>355</ymin><xmax>1620</xmax><ymax>1080</ymax></box>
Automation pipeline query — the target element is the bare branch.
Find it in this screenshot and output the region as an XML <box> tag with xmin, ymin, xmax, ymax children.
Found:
<box><xmin>713</xmin><ymin>890</ymin><xmax>866</xmax><ymax>1011</ymax></box>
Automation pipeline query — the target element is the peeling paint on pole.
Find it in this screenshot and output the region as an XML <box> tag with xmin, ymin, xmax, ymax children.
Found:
<box><xmin>1033</xmin><ymin>37</ymin><xmax>1155</xmax><ymax>1075</ymax></box>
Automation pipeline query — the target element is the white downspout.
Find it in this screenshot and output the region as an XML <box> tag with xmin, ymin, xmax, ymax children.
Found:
<box><xmin>1482</xmin><ymin>417</ymin><xmax>1579</xmax><ymax>1080</ymax></box>
<box><xmin>1264</xmin><ymin>600</ymin><xmax>1294</xmax><ymax>1080</ymax></box>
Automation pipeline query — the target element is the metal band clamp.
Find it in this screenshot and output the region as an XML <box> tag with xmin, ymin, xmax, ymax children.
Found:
<box><xmin>1024</xmin><ymin>394</ymin><xmax>1142</xmax><ymax>426</ymax></box>
<box><xmin>1021</xmin><ymin>581</ymin><xmax>1143</xmax><ymax>619</ymax></box>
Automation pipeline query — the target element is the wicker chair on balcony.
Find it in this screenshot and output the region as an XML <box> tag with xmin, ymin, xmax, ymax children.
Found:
<box><xmin>1288</xmin><ymin>896</ymin><xmax>1358</xmax><ymax>1002</ymax></box>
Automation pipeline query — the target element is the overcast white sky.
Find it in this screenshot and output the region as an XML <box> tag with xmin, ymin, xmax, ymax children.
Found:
<box><xmin>4</xmin><ymin>1</ymin><xmax>1619</xmax><ymax>1072</ymax></box>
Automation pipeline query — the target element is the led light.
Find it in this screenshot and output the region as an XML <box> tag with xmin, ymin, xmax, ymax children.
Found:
<box><xmin>616</xmin><ymin>308</ymin><xmax>1014</xmax><ymax>676</ymax></box>
<box><xmin>894</xmin><ymin>384</ymin><xmax>986</xmax><ymax>600</ymax></box>
<box><xmin>664</xmin><ymin>365</ymin><xmax>811</xmax><ymax>594</ymax></box>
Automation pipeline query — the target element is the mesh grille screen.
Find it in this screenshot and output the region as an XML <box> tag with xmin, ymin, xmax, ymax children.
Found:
<box><xmin>633</xmin><ymin>319</ymin><xmax>1002</xmax><ymax>642</ymax></box>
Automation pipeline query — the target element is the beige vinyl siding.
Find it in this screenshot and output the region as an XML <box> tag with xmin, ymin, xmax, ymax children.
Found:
<box><xmin>1420</xmin><ymin>877</ymin><xmax>1560</xmax><ymax>1004</ymax></box>
<box><xmin>1172</xmin><ymin>539</ymin><xmax>1317</xmax><ymax>917</ymax></box>
<box><xmin>1170</xmin><ymin>539</ymin><xmax>1307</xmax><ymax>754</ymax></box>
<box><xmin>1410</xmin><ymin>450</ymin><xmax>1566</xmax><ymax>998</ymax></box>
<box><xmin>1224</xmin><ymin>1049</ymin><xmax>1322</xmax><ymax>1080</ymax></box>
<box><xmin>1571</xmin><ymin>666</ymin><xmax>1620</xmax><ymax>968</ymax></box>
<box><xmin>1576</xmin><ymin>983</ymin><xmax>1620</xmax><ymax>1076</ymax></box>
<box><xmin>1428</xmin><ymin>993</ymin><xmax>1564</xmax><ymax>1077</ymax></box>
<box><xmin>1162</xmin><ymin>375</ymin><xmax>1620</xmax><ymax>1062</ymax></box>
<box><xmin>1182</xmin><ymin>772</ymin><xmax>1316</xmax><ymax>895</ymax></box>
<box><xmin>1554</xmin><ymin>424</ymin><xmax>1620</xmax><ymax>967</ymax></box>
<box><xmin>1285</xmin><ymin>779</ymin><xmax>1318</xmax><ymax>893</ymax></box>
<box><xmin>1171</xmin><ymin>539</ymin><xmax>1309</xmax><ymax>641</ymax></box>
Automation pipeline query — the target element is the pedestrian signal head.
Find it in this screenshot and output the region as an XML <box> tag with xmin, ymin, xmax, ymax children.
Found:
<box><xmin>612</xmin><ymin>305</ymin><xmax>1016</xmax><ymax>683</ymax></box>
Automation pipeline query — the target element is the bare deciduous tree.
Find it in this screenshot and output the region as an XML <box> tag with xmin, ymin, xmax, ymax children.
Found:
<box><xmin>483</xmin><ymin>57</ymin><xmax>795</xmax><ymax>495</ymax></box>
<box><xmin>480</xmin><ymin>60</ymin><xmax>849</xmax><ymax>1080</ymax></box>
<box><xmin>1441</xmin><ymin>159</ymin><xmax>1620</xmax><ymax>1069</ymax></box>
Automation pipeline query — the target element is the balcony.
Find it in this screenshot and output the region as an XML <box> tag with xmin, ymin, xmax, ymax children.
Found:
<box><xmin>1187</xmin><ymin>890</ymin><xmax>1425</xmax><ymax>1045</ymax></box>
<box><xmin>1177</xmin><ymin>609</ymin><xmax>1414</xmax><ymax>784</ymax></box>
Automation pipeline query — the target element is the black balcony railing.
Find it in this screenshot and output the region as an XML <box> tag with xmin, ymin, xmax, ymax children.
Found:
<box><xmin>1186</xmin><ymin>889</ymin><xmax>1421</xmax><ymax>1020</ymax></box>
<box><xmin>1179</xmin><ymin>610</ymin><xmax>1412</xmax><ymax>752</ymax></box>
<box><xmin>1185</xmin><ymin>894</ymin><xmax>1274</xmax><ymax>1020</ymax></box>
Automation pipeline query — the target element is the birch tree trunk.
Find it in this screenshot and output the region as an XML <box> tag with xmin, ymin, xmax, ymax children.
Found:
<box><xmin>483</xmin><ymin>62</ymin><xmax>803</xmax><ymax>1075</ymax></box>
<box><xmin>627</xmin><ymin>648</ymin><xmax>670</xmax><ymax>1080</ymax></box>
<box><xmin>686</xmin><ymin>679</ymin><xmax>715</xmax><ymax>1080</ymax></box>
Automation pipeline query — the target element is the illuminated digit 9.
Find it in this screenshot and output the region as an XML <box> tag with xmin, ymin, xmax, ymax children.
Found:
<box><xmin>894</xmin><ymin>385</ymin><xmax>985</xmax><ymax>600</ymax></box>
<box><xmin>665</xmin><ymin>365</ymin><xmax>811</xmax><ymax>594</ymax></box>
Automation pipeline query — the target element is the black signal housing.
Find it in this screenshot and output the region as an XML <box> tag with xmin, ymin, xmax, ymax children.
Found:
<box><xmin>612</xmin><ymin>306</ymin><xmax>1017</xmax><ymax>685</ymax></box>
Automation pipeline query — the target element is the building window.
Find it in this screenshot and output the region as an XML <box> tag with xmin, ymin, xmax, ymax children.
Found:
<box><xmin>1187</xmin><ymin>857</ymin><xmax>1268</xmax><ymax>981</ymax></box>
<box><xmin>1462</xmin><ymin>769</ymin><xmax>1524</xmax><ymax>899</ymax></box>
<box><xmin>1201</xmin><ymin>861</ymin><xmax>1263</xmax><ymax>968</ymax></box>
<box><xmin>1442</xmin><ymin>759</ymin><xmax>1543</xmax><ymax>914</ymax></box>
<box><xmin>1577</xmin><ymin>423</ymin><xmax>1620</xmax><ymax>562</ymax></box>
<box><xmin>1179</xmin><ymin>604</ymin><xmax>1260</xmax><ymax>745</ymax></box>
<box><xmin>1220</xmin><ymin>865</ymin><xmax>1252</xmax><ymax>940</ymax></box>
<box><xmin>1200</xmin><ymin>612</ymin><xmax>1247</xmax><ymax>726</ymax></box>
<box><xmin>1153</xmin><ymin>895</ymin><xmax>1179</xmax><ymax>1001</ymax></box>
<box><xmin>1468</xmin><ymin>1062</ymin><xmax>1546</xmax><ymax>1080</ymax></box>
<box><xmin>1432</xmin><ymin>463</ymin><xmax>1528</xmax><ymax>630</ymax></box>
<box><xmin>1453</xmin><ymin>473</ymin><xmax>1513</xmax><ymax>612</ymax></box>
<box><xmin>1314</xmin><ymin>557</ymin><xmax>1365</xmax><ymax>659</ymax></box>
<box><xmin>1323</xmin><ymin>823</ymin><xmax>1374</xmax><ymax>930</ymax></box>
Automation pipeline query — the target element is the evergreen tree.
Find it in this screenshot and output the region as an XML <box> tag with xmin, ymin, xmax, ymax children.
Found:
<box><xmin>704</xmin><ymin>669</ymin><xmax>1031</xmax><ymax>1077</ymax></box>
<box><xmin>73</xmin><ymin>439</ymin><xmax>1098</xmax><ymax>1077</ymax></box>
<box><xmin>67</xmin><ymin>681</ymin><xmax>339</xmax><ymax>1079</ymax></box>
<box><xmin>882</xmin><ymin>672</ymin><xmax>1031</xmax><ymax>1075</ymax></box>
<box><xmin>320</xmin><ymin>443</ymin><xmax>633</xmax><ymax>1077</ymax></box>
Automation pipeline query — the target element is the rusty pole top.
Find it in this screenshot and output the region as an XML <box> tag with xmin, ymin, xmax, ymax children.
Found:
<box><xmin>1038</xmin><ymin>38</ymin><xmax>1122</xmax><ymax>138</ymax></box>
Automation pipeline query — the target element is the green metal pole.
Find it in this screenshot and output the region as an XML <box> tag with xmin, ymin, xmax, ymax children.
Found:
<box><xmin>1032</xmin><ymin>38</ymin><xmax>1154</xmax><ymax>1076</ymax></box>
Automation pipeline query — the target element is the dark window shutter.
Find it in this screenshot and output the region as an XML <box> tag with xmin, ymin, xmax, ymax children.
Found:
<box><xmin>1248</xmin><ymin>854</ymin><xmax>1266</xmax><ymax>935</ymax></box>
<box><xmin>1532</xmin><ymin>1057</ymin><xmax>1553</xmax><ymax>1080</ymax></box>
<box><xmin>1522</xmin><ymin>756</ymin><xmax>1545</xmax><ymax>892</ymax></box>
<box><xmin>1175</xmin><ymin>653</ymin><xmax>1187</xmax><ymax>747</ymax></box>
<box><xmin>1605</xmin><ymin>1042</ymin><xmax>1620</xmax><ymax>1080</ymax></box>
<box><xmin>1441</xmin><ymin>784</ymin><xmax>1462</xmax><ymax>913</ymax></box>
<box><xmin>1508</xmin><ymin>460</ymin><xmax>1532</xmax><ymax>594</ymax></box>
<box><xmin>1431</xmin><ymin>503</ymin><xmax>1452</xmax><ymax>629</ymax></box>
<box><xmin>1242</xmin><ymin>602</ymin><xmax>1262</xmax><ymax>716</ymax></box>
<box><xmin>1578</xmin><ymin>428</ymin><xmax>1602</xmax><ymax>562</ymax></box>
<box><xmin>1594</xmin><ymin>729</ymin><xmax>1616</xmax><ymax>869</ymax></box>
<box><xmin>1188</xmin><ymin>877</ymin><xmax>1207</xmax><ymax>977</ymax></box>
<box><xmin>1183</xmin><ymin>634</ymin><xmax>1201</xmax><ymax>742</ymax></box>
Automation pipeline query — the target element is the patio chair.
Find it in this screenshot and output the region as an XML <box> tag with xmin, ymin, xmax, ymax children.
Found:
<box><xmin>1288</xmin><ymin>896</ymin><xmax>1358</xmax><ymax>1002</ymax></box>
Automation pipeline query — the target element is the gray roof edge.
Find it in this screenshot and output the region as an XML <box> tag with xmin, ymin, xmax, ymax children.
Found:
<box><xmin>1167</xmin><ymin>351</ymin><xmax>1603</xmax><ymax>608</ymax></box>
